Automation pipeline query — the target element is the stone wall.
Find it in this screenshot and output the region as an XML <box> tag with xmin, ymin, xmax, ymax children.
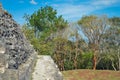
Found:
<box><xmin>0</xmin><ymin>3</ymin><xmax>35</xmax><ymax>69</ymax></box>
<box><xmin>0</xmin><ymin>3</ymin><xmax>37</xmax><ymax>80</ymax></box>
<box><xmin>0</xmin><ymin>45</ymin><xmax>37</xmax><ymax>80</ymax></box>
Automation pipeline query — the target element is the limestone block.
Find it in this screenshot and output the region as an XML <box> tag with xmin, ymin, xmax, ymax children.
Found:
<box><xmin>32</xmin><ymin>55</ymin><xmax>63</xmax><ymax>80</ymax></box>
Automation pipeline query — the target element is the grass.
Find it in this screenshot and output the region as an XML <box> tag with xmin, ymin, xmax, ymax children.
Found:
<box><xmin>62</xmin><ymin>69</ymin><xmax>120</xmax><ymax>80</ymax></box>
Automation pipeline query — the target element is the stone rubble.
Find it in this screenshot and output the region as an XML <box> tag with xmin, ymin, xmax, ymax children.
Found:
<box><xmin>0</xmin><ymin>3</ymin><xmax>34</xmax><ymax>69</ymax></box>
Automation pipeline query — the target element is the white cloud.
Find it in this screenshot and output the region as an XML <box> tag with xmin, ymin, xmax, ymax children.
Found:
<box><xmin>52</xmin><ymin>0</ymin><xmax>119</xmax><ymax>21</ymax></box>
<box><xmin>52</xmin><ymin>4</ymin><xmax>97</xmax><ymax>21</ymax></box>
<box><xmin>30</xmin><ymin>0</ymin><xmax>38</xmax><ymax>5</ymax></box>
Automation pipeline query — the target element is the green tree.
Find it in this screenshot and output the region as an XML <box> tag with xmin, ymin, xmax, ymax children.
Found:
<box><xmin>22</xmin><ymin>24</ymin><xmax>40</xmax><ymax>52</ymax></box>
<box><xmin>78</xmin><ymin>15</ymin><xmax>109</xmax><ymax>70</ymax></box>
<box><xmin>102</xmin><ymin>17</ymin><xmax>120</xmax><ymax>70</ymax></box>
<box><xmin>23</xmin><ymin>6</ymin><xmax>68</xmax><ymax>57</ymax></box>
<box><xmin>109</xmin><ymin>17</ymin><xmax>120</xmax><ymax>70</ymax></box>
<box><xmin>24</xmin><ymin>6</ymin><xmax>67</xmax><ymax>38</ymax></box>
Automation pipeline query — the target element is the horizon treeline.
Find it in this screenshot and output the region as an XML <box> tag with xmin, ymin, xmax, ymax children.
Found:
<box><xmin>22</xmin><ymin>6</ymin><xmax>120</xmax><ymax>71</ymax></box>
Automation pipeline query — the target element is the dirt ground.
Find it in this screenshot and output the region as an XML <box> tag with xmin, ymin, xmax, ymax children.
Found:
<box><xmin>62</xmin><ymin>69</ymin><xmax>120</xmax><ymax>80</ymax></box>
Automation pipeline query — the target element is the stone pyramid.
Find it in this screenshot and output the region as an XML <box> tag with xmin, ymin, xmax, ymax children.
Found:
<box><xmin>0</xmin><ymin>3</ymin><xmax>35</xmax><ymax>69</ymax></box>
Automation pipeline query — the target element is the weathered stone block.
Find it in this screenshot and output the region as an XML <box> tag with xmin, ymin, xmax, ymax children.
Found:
<box><xmin>32</xmin><ymin>56</ymin><xmax>63</xmax><ymax>80</ymax></box>
<box><xmin>0</xmin><ymin>2</ymin><xmax>37</xmax><ymax>80</ymax></box>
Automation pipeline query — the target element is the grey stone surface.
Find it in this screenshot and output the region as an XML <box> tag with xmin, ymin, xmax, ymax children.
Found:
<box><xmin>0</xmin><ymin>3</ymin><xmax>37</xmax><ymax>80</ymax></box>
<box><xmin>32</xmin><ymin>55</ymin><xmax>63</xmax><ymax>80</ymax></box>
<box><xmin>0</xmin><ymin>3</ymin><xmax>34</xmax><ymax>69</ymax></box>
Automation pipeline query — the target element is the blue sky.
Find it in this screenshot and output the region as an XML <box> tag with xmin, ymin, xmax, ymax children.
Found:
<box><xmin>0</xmin><ymin>0</ymin><xmax>120</xmax><ymax>25</ymax></box>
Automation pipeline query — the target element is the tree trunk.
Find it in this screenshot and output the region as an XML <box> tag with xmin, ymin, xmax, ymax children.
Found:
<box><xmin>118</xmin><ymin>48</ymin><xmax>120</xmax><ymax>71</ymax></box>
<box><xmin>93</xmin><ymin>53</ymin><xmax>97</xmax><ymax>70</ymax></box>
<box><xmin>111</xmin><ymin>61</ymin><xmax>116</xmax><ymax>71</ymax></box>
<box><xmin>34</xmin><ymin>26</ymin><xmax>37</xmax><ymax>38</ymax></box>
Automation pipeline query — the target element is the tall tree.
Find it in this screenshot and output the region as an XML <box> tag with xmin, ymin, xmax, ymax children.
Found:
<box><xmin>24</xmin><ymin>6</ymin><xmax>67</xmax><ymax>38</ymax></box>
<box><xmin>78</xmin><ymin>15</ymin><xmax>109</xmax><ymax>70</ymax></box>
<box><xmin>108</xmin><ymin>17</ymin><xmax>120</xmax><ymax>70</ymax></box>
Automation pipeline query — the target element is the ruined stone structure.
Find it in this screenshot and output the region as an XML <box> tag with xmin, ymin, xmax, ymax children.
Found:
<box><xmin>0</xmin><ymin>3</ymin><xmax>36</xmax><ymax>69</ymax></box>
<box><xmin>0</xmin><ymin>3</ymin><xmax>63</xmax><ymax>80</ymax></box>
<box><xmin>0</xmin><ymin>3</ymin><xmax>37</xmax><ymax>80</ymax></box>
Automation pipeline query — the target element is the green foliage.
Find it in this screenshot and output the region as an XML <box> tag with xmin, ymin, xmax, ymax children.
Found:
<box><xmin>22</xmin><ymin>24</ymin><xmax>35</xmax><ymax>40</ymax></box>
<box><xmin>109</xmin><ymin>17</ymin><xmax>120</xmax><ymax>27</ymax></box>
<box><xmin>23</xmin><ymin>6</ymin><xmax>120</xmax><ymax>71</ymax></box>
<box><xmin>29</xmin><ymin>6</ymin><xmax>57</xmax><ymax>31</ymax></box>
<box><xmin>38</xmin><ymin>41</ymin><xmax>55</xmax><ymax>55</ymax></box>
<box><xmin>97</xmin><ymin>52</ymin><xmax>119</xmax><ymax>70</ymax></box>
<box><xmin>22</xmin><ymin>24</ymin><xmax>40</xmax><ymax>53</ymax></box>
<box><xmin>64</xmin><ymin>60</ymin><xmax>74</xmax><ymax>70</ymax></box>
<box><xmin>80</xmin><ymin>52</ymin><xmax>93</xmax><ymax>69</ymax></box>
<box><xmin>78</xmin><ymin>15</ymin><xmax>110</xmax><ymax>70</ymax></box>
<box><xmin>78</xmin><ymin>15</ymin><xmax>97</xmax><ymax>27</ymax></box>
<box><xmin>24</xmin><ymin>6</ymin><xmax>68</xmax><ymax>38</ymax></box>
